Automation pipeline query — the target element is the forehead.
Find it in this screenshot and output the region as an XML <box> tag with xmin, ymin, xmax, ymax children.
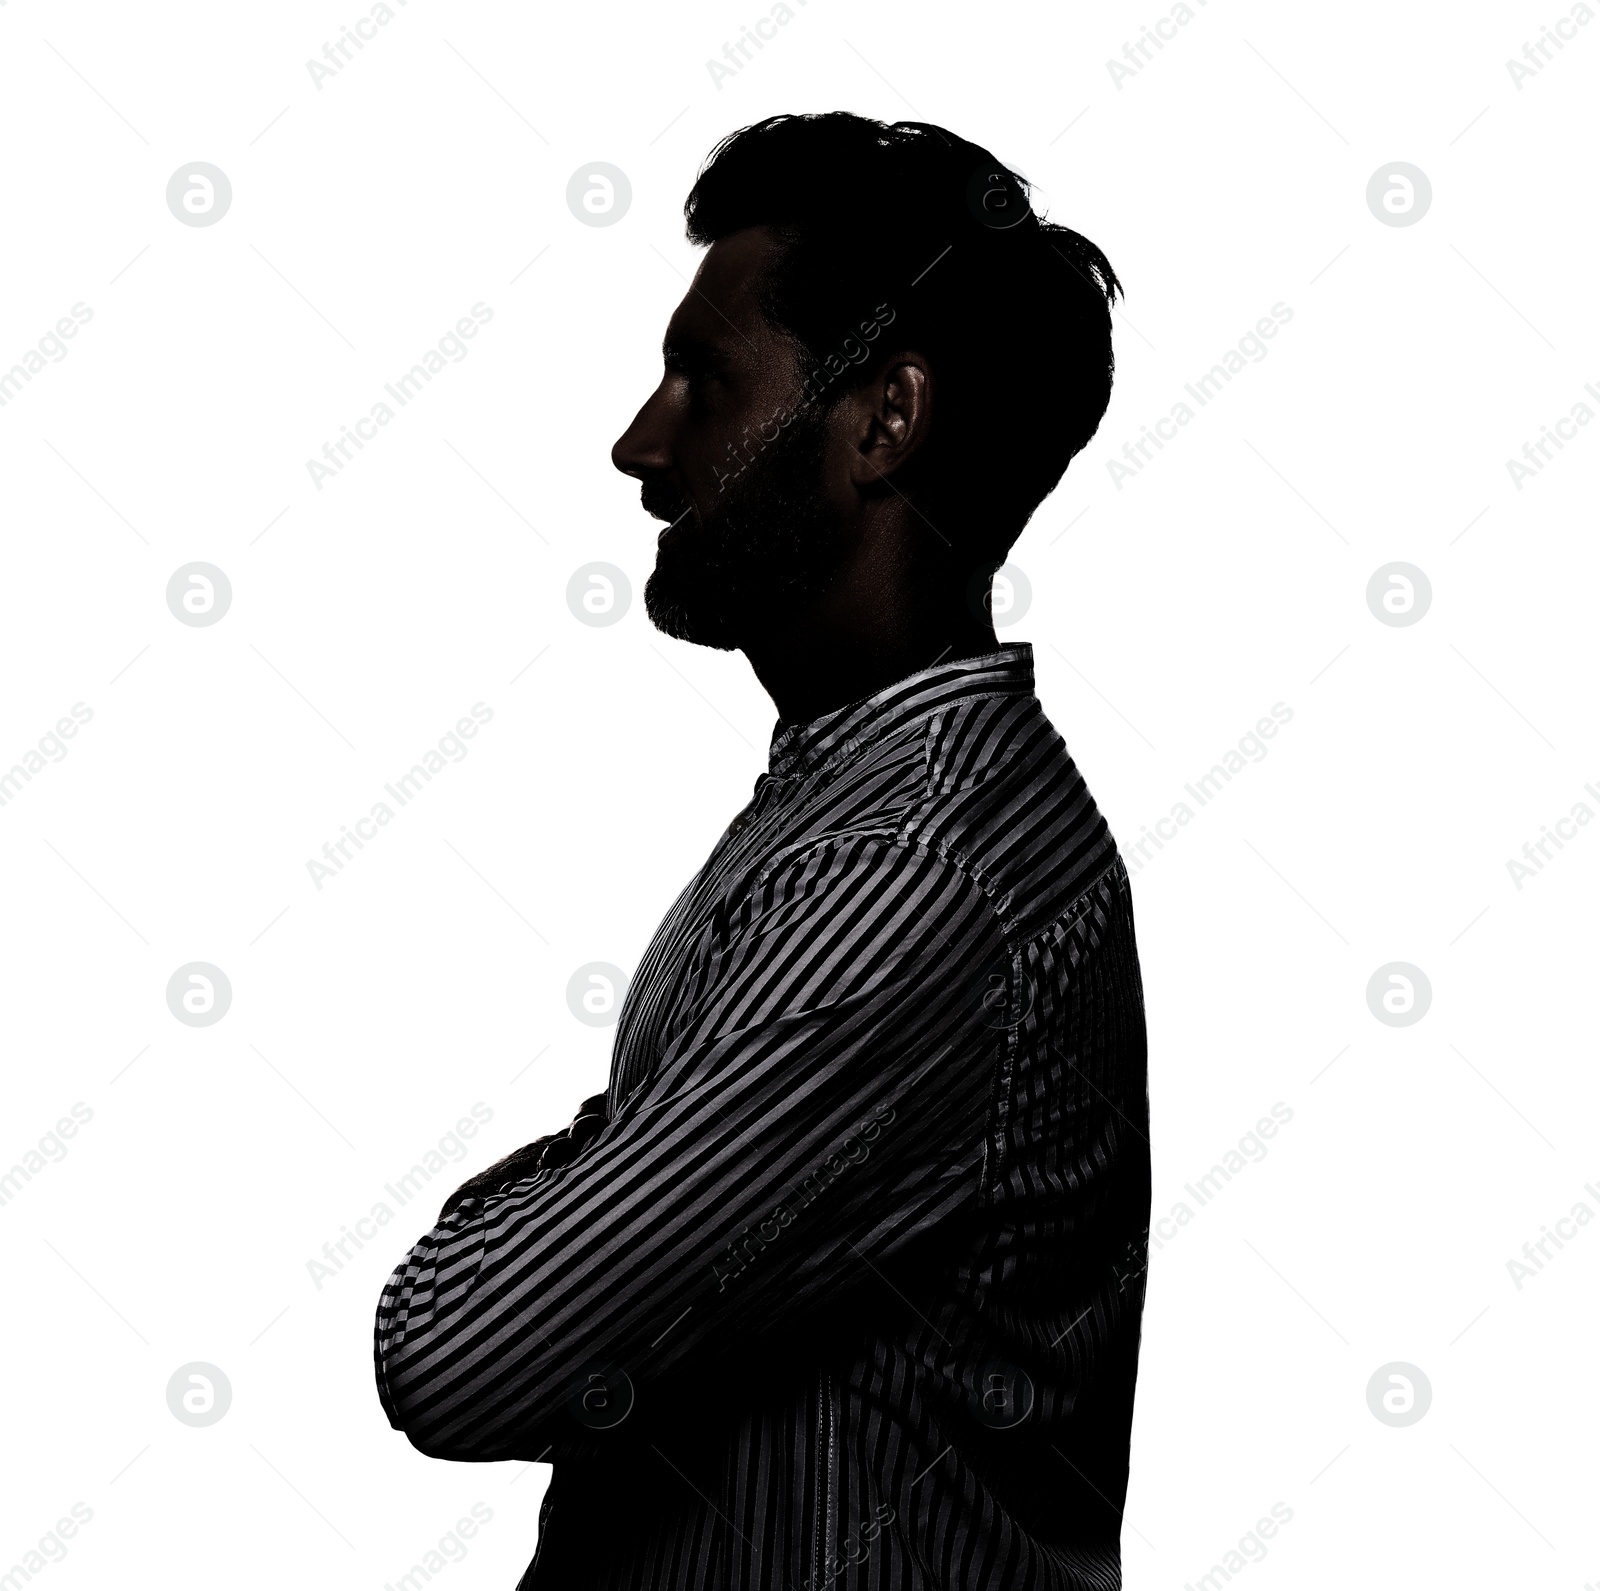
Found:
<box><xmin>663</xmin><ymin>225</ymin><xmax>797</xmax><ymax>368</ymax></box>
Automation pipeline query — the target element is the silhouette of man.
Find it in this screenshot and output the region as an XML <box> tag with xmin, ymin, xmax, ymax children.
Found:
<box><xmin>377</xmin><ymin>112</ymin><xmax>1150</xmax><ymax>1591</ymax></box>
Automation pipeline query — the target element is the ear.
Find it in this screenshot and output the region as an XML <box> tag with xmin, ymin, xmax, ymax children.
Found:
<box><xmin>844</xmin><ymin>353</ymin><xmax>933</xmax><ymax>490</ymax></box>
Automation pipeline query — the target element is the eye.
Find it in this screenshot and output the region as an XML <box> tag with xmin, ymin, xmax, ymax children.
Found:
<box><xmin>680</xmin><ymin>367</ymin><xmax>720</xmax><ymax>414</ymax></box>
<box><xmin>663</xmin><ymin>345</ymin><xmax>721</xmax><ymax>391</ymax></box>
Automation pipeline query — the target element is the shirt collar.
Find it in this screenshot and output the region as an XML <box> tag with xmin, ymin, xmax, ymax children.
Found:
<box><xmin>767</xmin><ymin>643</ymin><xmax>1035</xmax><ymax>779</ymax></box>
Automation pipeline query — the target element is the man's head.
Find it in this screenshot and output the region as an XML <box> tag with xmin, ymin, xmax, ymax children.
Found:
<box><xmin>611</xmin><ymin>112</ymin><xmax>1120</xmax><ymax>653</ymax></box>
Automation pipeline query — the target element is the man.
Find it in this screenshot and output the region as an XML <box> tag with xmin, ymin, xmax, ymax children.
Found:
<box><xmin>376</xmin><ymin>113</ymin><xmax>1150</xmax><ymax>1590</ymax></box>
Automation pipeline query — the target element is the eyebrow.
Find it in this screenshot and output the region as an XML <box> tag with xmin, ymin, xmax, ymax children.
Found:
<box><xmin>662</xmin><ymin>333</ymin><xmax>727</xmax><ymax>369</ymax></box>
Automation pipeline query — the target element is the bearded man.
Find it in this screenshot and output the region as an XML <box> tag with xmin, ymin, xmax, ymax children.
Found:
<box><xmin>376</xmin><ymin>111</ymin><xmax>1150</xmax><ymax>1591</ymax></box>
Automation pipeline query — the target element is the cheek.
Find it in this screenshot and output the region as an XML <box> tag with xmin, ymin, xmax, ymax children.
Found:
<box><xmin>681</xmin><ymin>415</ymin><xmax>758</xmax><ymax>494</ymax></box>
<box><xmin>680</xmin><ymin>439</ymin><xmax>740</xmax><ymax>502</ymax></box>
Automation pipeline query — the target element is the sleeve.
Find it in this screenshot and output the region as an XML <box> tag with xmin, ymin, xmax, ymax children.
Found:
<box><xmin>373</xmin><ymin>834</ymin><xmax>1007</xmax><ymax>1461</ymax></box>
<box><xmin>435</xmin><ymin>1095</ymin><xmax>609</xmax><ymax>1222</ymax></box>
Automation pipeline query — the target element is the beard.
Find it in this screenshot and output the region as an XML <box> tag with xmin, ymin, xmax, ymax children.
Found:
<box><xmin>642</xmin><ymin>410</ymin><xmax>851</xmax><ymax>651</ymax></box>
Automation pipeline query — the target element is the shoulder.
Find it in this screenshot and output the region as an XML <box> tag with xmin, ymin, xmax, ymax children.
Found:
<box><xmin>914</xmin><ymin>694</ymin><xmax>1121</xmax><ymax>939</ymax></box>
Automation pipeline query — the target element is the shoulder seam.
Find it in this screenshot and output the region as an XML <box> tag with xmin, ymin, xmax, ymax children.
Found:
<box><xmin>749</xmin><ymin>824</ymin><xmax>1013</xmax><ymax>943</ymax></box>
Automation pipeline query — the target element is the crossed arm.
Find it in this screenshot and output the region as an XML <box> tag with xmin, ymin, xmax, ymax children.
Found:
<box><xmin>435</xmin><ymin>1094</ymin><xmax>609</xmax><ymax>1224</ymax></box>
<box><xmin>373</xmin><ymin>836</ymin><xmax>1006</xmax><ymax>1461</ymax></box>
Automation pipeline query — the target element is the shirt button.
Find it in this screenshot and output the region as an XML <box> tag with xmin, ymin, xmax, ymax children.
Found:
<box><xmin>540</xmin><ymin>1137</ymin><xmax>577</xmax><ymax>1169</ymax></box>
<box><xmin>567</xmin><ymin>1113</ymin><xmax>604</xmax><ymax>1149</ymax></box>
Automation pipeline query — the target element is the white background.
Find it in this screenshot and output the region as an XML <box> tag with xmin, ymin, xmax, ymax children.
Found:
<box><xmin>2</xmin><ymin>1</ymin><xmax>1596</xmax><ymax>1586</ymax></box>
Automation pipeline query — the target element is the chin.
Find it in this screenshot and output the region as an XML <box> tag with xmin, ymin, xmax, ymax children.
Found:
<box><xmin>643</xmin><ymin>540</ymin><xmax>745</xmax><ymax>649</ymax></box>
<box><xmin>643</xmin><ymin>573</ymin><xmax>743</xmax><ymax>651</ymax></box>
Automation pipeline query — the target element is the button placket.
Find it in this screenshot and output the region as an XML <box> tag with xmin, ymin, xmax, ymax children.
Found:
<box><xmin>724</xmin><ymin>774</ymin><xmax>779</xmax><ymax>844</ymax></box>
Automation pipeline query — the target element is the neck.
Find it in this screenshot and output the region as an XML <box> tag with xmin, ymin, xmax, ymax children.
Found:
<box><xmin>742</xmin><ymin>589</ymin><xmax>1000</xmax><ymax>725</ymax></box>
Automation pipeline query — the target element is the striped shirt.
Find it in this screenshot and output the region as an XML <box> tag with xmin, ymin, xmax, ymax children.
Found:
<box><xmin>375</xmin><ymin>643</ymin><xmax>1151</xmax><ymax>1590</ymax></box>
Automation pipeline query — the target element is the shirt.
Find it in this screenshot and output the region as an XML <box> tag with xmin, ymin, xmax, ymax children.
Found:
<box><xmin>375</xmin><ymin>642</ymin><xmax>1151</xmax><ymax>1590</ymax></box>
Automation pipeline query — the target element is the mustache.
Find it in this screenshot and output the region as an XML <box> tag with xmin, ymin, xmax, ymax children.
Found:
<box><xmin>639</xmin><ymin>475</ymin><xmax>695</xmax><ymax>528</ymax></box>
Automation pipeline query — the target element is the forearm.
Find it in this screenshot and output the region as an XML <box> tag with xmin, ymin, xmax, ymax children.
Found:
<box><xmin>373</xmin><ymin>840</ymin><xmax>1003</xmax><ymax>1464</ymax></box>
<box><xmin>435</xmin><ymin>1095</ymin><xmax>608</xmax><ymax>1221</ymax></box>
<box><xmin>375</xmin><ymin>1024</ymin><xmax>991</xmax><ymax>1463</ymax></box>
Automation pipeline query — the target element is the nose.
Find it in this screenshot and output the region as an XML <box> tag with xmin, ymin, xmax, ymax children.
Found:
<box><xmin>611</xmin><ymin>381</ymin><xmax>675</xmax><ymax>481</ymax></box>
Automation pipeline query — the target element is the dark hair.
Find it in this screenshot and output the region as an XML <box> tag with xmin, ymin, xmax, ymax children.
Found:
<box><xmin>684</xmin><ymin>112</ymin><xmax>1120</xmax><ymax>567</ymax></box>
